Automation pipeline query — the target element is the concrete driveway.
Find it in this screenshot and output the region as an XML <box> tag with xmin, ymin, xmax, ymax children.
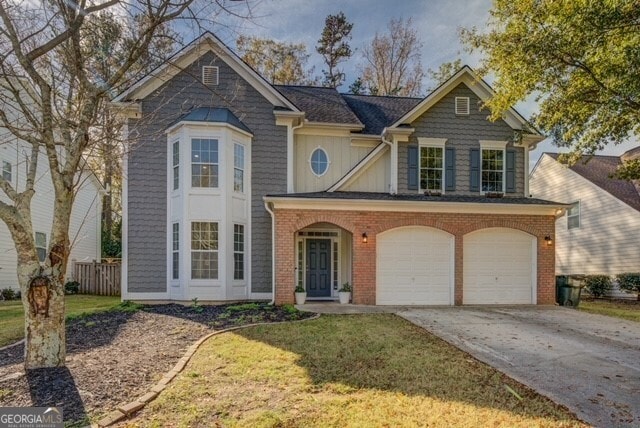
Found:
<box><xmin>398</xmin><ymin>306</ymin><xmax>640</xmax><ymax>428</ymax></box>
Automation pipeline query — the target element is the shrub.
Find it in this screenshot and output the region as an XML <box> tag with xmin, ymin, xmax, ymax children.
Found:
<box><xmin>64</xmin><ymin>281</ymin><xmax>80</xmax><ymax>295</ymax></box>
<box><xmin>583</xmin><ymin>275</ymin><xmax>612</xmax><ymax>297</ymax></box>
<box><xmin>615</xmin><ymin>273</ymin><xmax>640</xmax><ymax>300</ymax></box>
<box><xmin>1</xmin><ymin>288</ymin><xmax>17</xmax><ymax>300</ymax></box>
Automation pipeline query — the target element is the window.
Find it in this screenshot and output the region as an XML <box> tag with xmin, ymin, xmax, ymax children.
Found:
<box><xmin>172</xmin><ymin>223</ymin><xmax>179</xmax><ymax>279</ymax></box>
<box><xmin>567</xmin><ymin>202</ymin><xmax>580</xmax><ymax>229</ymax></box>
<box><xmin>234</xmin><ymin>143</ymin><xmax>244</xmax><ymax>192</ymax></box>
<box><xmin>420</xmin><ymin>147</ymin><xmax>444</xmax><ymax>191</ymax></box>
<box><xmin>35</xmin><ymin>232</ymin><xmax>46</xmax><ymax>262</ymax></box>
<box><xmin>191</xmin><ymin>222</ymin><xmax>218</xmax><ymax>279</ymax></box>
<box><xmin>455</xmin><ymin>97</ymin><xmax>470</xmax><ymax>115</ymax></box>
<box><xmin>191</xmin><ymin>138</ymin><xmax>219</xmax><ymax>188</ymax></box>
<box><xmin>481</xmin><ymin>149</ymin><xmax>504</xmax><ymax>192</ymax></box>
<box><xmin>310</xmin><ymin>148</ymin><xmax>329</xmax><ymax>176</ymax></box>
<box><xmin>172</xmin><ymin>142</ymin><xmax>179</xmax><ymax>190</ymax></box>
<box><xmin>202</xmin><ymin>66</ymin><xmax>219</xmax><ymax>86</ymax></box>
<box><xmin>233</xmin><ymin>224</ymin><xmax>244</xmax><ymax>280</ymax></box>
<box><xmin>2</xmin><ymin>161</ymin><xmax>11</xmax><ymax>182</ymax></box>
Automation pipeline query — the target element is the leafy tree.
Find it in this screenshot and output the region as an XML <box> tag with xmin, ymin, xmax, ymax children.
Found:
<box><xmin>316</xmin><ymin>12</ymin><xmax>353</xmax><ymax>88</ymax></box>
<box><xmin>236</xmin><ymin>36</ymin><xmax>316</xmax><ymax>85</ymax></box>
<box><xmin>616</xmin><ymin>273</ymin><xmax>640</xmax><ymax>301</ymax></box>
<box><xmin>426</xmin><ymin>59</ymin><xmax>462</xmax><ymax>91</ymax></box>
<box><xmin>462</xmin><ymin>1</ymin><xmax>640</xmax><ymax>176</ymax></box>
<box><xmin>0</xmin><ymin>0</ymin><xmax>250</xmax><ymax>369</ymax></box>
<box><xmin>358</xmin><ymin>18</ymin><xmax>424</xmax><ymax>97</ymax></box>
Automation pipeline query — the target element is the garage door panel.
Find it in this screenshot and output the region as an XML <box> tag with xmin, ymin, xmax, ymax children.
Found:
<box><xmin>463</xmin><ymin>228</ymin><xmax>535</xmax><ymax>305</ymax></box>
<box><xmin>376</xmin><ymin>226</ymin><xmax>454</xmax><ymax>305</ymax></box>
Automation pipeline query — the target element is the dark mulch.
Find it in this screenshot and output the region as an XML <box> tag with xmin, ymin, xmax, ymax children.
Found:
<box><xmin>0</xmin><ymin>302</ymin><xmax>314</xmax><ymax>426</ymax></box>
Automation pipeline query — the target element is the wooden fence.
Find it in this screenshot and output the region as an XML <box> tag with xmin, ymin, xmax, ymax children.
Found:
<box><xmin>72</xmin><ymin>260</ymin><xmax>121</xmax><ymax>296</ymax></box>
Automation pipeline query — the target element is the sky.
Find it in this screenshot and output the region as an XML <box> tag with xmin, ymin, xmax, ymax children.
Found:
<box><xmin>197</xmin><ymin>0</ymin><xmax>638</xmax><ymax>171</ymax></box>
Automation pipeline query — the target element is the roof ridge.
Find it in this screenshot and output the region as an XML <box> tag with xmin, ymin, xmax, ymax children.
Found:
<box><xmin>340</xmin><ymin>92</ymin><xmax>423</xmax><ymax>100</ymax></box>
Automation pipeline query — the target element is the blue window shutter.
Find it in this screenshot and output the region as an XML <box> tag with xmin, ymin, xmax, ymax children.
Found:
<box><xmin>470</xmin><ymin>149</ymin><xmax>480</xmax><ymax>192</ymax></box>
<box><xmin>445</xmin><ymin>147</ymin><xmax>456</xmax><ymax>191</ymax></box>
<box><xmin>408</xmin><ymin>145</ymin><xmax>418</xmax><ymax>190</ymax></box>
<box><xmin>506</xmin><ymin>149</ymin><xmax>516</xmax><ymax>193</ymax></box>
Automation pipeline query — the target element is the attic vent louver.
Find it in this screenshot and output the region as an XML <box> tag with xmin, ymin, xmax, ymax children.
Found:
<box><xmin>455</xmin><ymin>97</ymin><xmax>470</xmax><ymax>115</ymax></box>
<box><xmin>202</xmin><ymin>66</ymin><xmax>219</xmax><ymax>86</ymax></box>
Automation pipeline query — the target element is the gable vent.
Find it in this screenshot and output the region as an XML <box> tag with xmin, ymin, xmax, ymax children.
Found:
<box><xmin>202</xmin><ymin>66</ymin><xmax>219</xmax><ymax>86</ymax></box>
<box><xmin>455</xmin><ymin>97</ymin><xmax>470</xmax><ymax>115</ymax></box>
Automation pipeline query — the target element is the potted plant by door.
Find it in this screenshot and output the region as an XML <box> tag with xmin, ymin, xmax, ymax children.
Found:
<box><xmin>294</xmin><ymin>285</ymin><xmax>307</xmax><ymax>305</ymax></box>
<box><xmin>338</xmin><ymin>282</ymin><xmax>352</xmax><ymax>304</ymax></box>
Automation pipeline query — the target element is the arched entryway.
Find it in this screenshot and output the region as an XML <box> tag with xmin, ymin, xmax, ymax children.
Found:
<box><xmin>463</xmin><ymin>227</ymin><xmax>537</xmax><ymax>304</ymax></box>
<box><xmin>376</xmin><ymin>226</ymin><xmax>454</xmax><ymax>305</ymax></box>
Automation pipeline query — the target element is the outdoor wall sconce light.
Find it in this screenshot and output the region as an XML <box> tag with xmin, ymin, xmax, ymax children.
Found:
<box><xmin>545</xmin><ymin>235</ymin><xmax>553</xmax><ymax>246</ymax></box>
<box><xmin>362</xmin><ymin>232</ymin><xmax>368</xmax><ymax>244</ymax></box>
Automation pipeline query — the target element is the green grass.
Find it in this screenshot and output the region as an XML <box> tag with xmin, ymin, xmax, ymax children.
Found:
<box><xmin>127</xmin><ymin>314</ymin><xmax>585</xmax><ymax>428</ymax></box>
<box><xmin>0</xmin><ymin>295</ymin><xmax>122</xmax><ymax>347</ymax></box>
<box><xmin>578</xmin><ymin>300</ymin><xmax>640</xmax><ymax>322</ymax></box>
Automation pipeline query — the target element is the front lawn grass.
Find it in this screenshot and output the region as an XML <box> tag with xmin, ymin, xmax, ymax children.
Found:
<box><xmin>578</xmin><ymin>299</ymin><xmax>640</xmax><ymax>322</ymax></box>
<box><xmin>0</xmin><ymin>295</ymin><xmax>121</xmax><ymax>347</ymax></box>
<box><xmin>128</xmin><ymin>314</ymin><xmax>584</xmax><ymax>427</ymax></box>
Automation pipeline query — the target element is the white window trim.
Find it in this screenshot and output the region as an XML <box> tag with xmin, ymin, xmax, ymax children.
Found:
<box><xmin>455</xmin><ymin>96</ymin><xmax>470</xmax><ymax>115</ymax></box>
<box><xmin>191</xmin><ymin>137</ymin><xmax>220</xmax><ymax>189</ymax></box>
<box><xmin>418</xmin><ymin>138</ymin><xmax>447</xmax><ymax>193</ymax></box>
<box><xmin>233</xmin><ymin>143</ymin><xmax>245</xmax><ymax>193</ymax></box>
<box><xmin>172</xmin><ymin>223</ymin><xmax>179</xmax><ymax>280</ymax></box>
<box><xmin>233</xmin><ymin>223</ymin><xmax>245</xmax><ymax>281</ymax></box>
<box><xmin>567</xmin><ymin>201</ymin><xmax>580</xmax><ymax>230</ymax></box>
<box><xmin>35</xmin><ymin>231</ymin><xmax>47</xmax><ymax>263</ymax></box>
<box><xmin>309</xmin><ymin>146</ymin><xmax>330</xmax><ymax>177</ymax></box>
<box><xmin>190</xmin><ymin>220</ymin><xmax>220</xmax><ymax>280</ymax></box>
<box><xmin>172</xmin><ymin>140</ymin><xmax>179</xmax><ymax>191</ymax></box>
<box><xmin>479</xmin><ymin>140</ymin><xmax>508</xmax><ymax>194</ymax></box>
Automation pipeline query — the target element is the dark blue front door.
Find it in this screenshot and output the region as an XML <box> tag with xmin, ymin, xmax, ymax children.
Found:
<box><xmin>306</xmin><ymin>239</ymin><xmax>331</xmax><ymax>297</ymax></box>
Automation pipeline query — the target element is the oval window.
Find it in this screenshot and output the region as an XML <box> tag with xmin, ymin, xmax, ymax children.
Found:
<box><xmin>310</xmin><ymin>148</ymin><xmax>329</xmax><ymax>176</ymax></box>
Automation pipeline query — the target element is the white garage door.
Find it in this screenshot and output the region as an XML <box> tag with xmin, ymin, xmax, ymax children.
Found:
<box><xmin>463</xmin><ymin>228</ymin><xmax>536</xmax><ymax>304</ymax></box>
<box><xmin>376</xmin><ymin>226</ymin><xmax>454</xmax><ymax>305</ymax></box>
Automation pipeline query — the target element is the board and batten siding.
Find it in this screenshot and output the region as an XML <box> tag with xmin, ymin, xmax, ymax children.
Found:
<box><xmin>397</xmin><ymin>83</ymin><xmax>524</xmax><ymax>196</ymax></box>
<box><xmin>0</xmin><ymin>140</ymin><xmax>102</xmax><ymax>289</ymax></box>
<box><xmin>530</xmin><ymin>154</ymin><xmax>640</xmax><ymax>275</ymax></box>
<box><xmin>294</xmin><ymin>134</ymin><xmax>373</xmax><ymax>192</ymax></box>
<box><xmin>126</xmin><ymin>51</ymin><xmax>287</xmax><ymax>294</ymax></box>
<box><xmin>343</xmin><ymin>149</ymin><xmax>391</xmax><ymax>193</ymax></box>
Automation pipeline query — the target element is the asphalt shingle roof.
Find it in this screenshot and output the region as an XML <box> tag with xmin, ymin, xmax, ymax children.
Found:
<box><xmin>171</xmin><ymin>107</ymin><xmax>252</xmax><ymax>134</ymax></box>
<box><xmin>266</xmin><ymin>191</ymin><xmax>565</xmax><ymax>206</ymax></box>
<box><xmin>275</xmin><ymin>86</ymin><xmax>363</xmax><ymax>126</ymax></box>
<box><xmin>548</xmin><ymin>153</ymin><xmax>640</xmax><ymax>212</ymax></box>
<box><xmin>341</xmin><ymin>94</ymin><xmax>422</xmax><ymax>135</ymax></box>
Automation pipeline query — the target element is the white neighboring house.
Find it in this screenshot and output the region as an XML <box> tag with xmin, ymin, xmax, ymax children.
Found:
<box><xmin>530</xmin><ymin>149</ymin><xmax>640</xmax><ymax>298</ymax></box>
<box><xmin>0</xmin><ymin>136</ymin><xmax>104</xmax><ymax>290</ymax></box>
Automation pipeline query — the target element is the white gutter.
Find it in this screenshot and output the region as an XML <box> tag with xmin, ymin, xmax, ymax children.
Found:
<box><xmin>381</xmin><ymin>129</ymin><xmax>396</xmax><ymax>194</ymax></box>
<box><xmin>264</xmin><ymin>200</ymin><xmax>276</xmax><ymax>304</ymax></box>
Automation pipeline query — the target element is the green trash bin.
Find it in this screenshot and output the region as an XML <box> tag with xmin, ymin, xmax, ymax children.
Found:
<box><xmin>556</xmin><ymin>276</ymin><xmax>583</xmax><ymax>308</ymax></box>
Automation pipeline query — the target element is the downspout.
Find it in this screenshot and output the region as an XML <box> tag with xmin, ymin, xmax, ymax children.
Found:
<box><xmin>264</xmin><ymin>200</ymin><xmax>276</xmax><ymax>304</ymax></box>
<box><xmin>287</xmin><ymin>119</ymin><xmax>304</xmax><ymax>193</ymax></box>
<box><xmin>381</xmin><ymin>127</ymin><xmax>397</xmax><ymax>194</ymax></box>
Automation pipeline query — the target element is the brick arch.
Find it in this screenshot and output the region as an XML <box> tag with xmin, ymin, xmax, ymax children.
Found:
<box><xmin>372</xmin><ymin>217</ymin><xmax>457</xmax><ymax>236</ymax></box>
<box><xmin>458</xmin><ymin>218</ymin><xmax>544</xmax><ymax>237</ymax></box>
<box><xmin>290</xmin><ymin>212</ymin><xmax>356</xmax><ymax>235</ymax></box>
<box><xmin>463</xmin><ymin>226</ymin><xmax>537</xmax><ymax>239</ymax></box>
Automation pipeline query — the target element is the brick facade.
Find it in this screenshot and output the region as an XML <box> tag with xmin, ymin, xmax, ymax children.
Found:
<box><xmin>274</xmin><ymin>209</ymin><xmax>556</xmax><ymax>305</ymax></box>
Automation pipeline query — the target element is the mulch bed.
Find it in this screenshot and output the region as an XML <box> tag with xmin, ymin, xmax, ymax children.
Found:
<box><xmin>0</xmin><ymin>303</ymin><xmax>314</xmax><ymax>426</ymax></box>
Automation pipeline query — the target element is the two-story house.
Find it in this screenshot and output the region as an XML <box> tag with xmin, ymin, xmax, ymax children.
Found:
<box><xmin>115</xmin><ymin>33</ymin><xmax>564</xmax><ymax>305</ymax></box>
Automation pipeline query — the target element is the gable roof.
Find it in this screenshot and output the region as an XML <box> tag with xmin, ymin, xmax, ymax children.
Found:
<box><xmin>390</xmin><ymin>66</ymin><xmax>538</xmax><ymax>136</ymax></box>
<box><xmin>547</xmin><ymin>152</ymin><xmax>640</xmax><ymax>212</ymax></box>
<box><xmin>113</xmin><ymin>32</ymin><xmax>298</xmax><ymax>111</ymax></box>
<box><xmin>276</xmin><ymin>86</ymin><xmax>363</xmax><ymax>127</ymax></box>
<box><xmin>341</xmin><ymin>94</ymin><xmax>422</xmax><ymax>135</ymax></box>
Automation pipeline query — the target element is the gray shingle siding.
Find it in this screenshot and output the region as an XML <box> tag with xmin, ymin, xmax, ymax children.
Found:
<box><xmin>127</xmin><ymin>51</ymin><xmax>285</xmax><ymax>294</ymax></box>
<box><xmin>397</xmin><ymin>83</ymin><xmax>525</xmax><ymax>196</ymax></box>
